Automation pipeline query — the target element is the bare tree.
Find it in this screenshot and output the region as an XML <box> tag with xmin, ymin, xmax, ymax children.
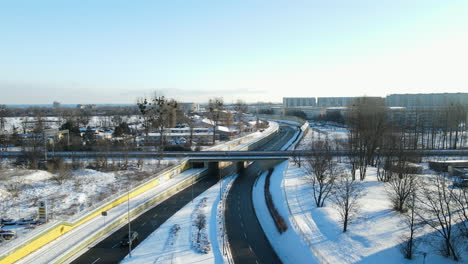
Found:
<box><xmin>137</xmin><ymin>93</ymin><xmax>178</xmax><ymax>151</ymax></box>
<box><xmin>4</xmin><ymin>176</ymin><xmax>25</xmax><ymax>198</ymax></box>
<box><xmin>346</xmin><ymin>97</ymin><xmax>387</xmax><ymax>180</ymax></box>
<box><xmin>291</xmin><ymin>149</ymin><xmax>302</xmax><ymax>168</ymax></box>
<box><xmin>400</xmin><ymin>190</ymin><xmax>421</xmax><ymax>259</ymax></box>
<box><xmin>304</xmin><ymin>139</ymin><xmax>338</xmax><ymax>207</ymax></box>
<box><xmin>77</xmin><ymin>109</ymin><xmax>92</xmax><ymax>127</ymax></box>
<box><xmin>234</xmin><ymin>99</ymin><xmax>248</xmax><ymax>134</ymax></box>
<box><xmin>0</xmin><ymin>105</ymin><xmax>8</xmax><ymax>131</ymax></box>
<box><xmin>48</xmin><ymin>160</ymin><xmax>72</xmax><ymax>185</ymax></box>
<box><xmin>331</xmin><ymin>172</ymin><xmax>364</xmax><ymax>232</ymax></box>
<box><xmin>195</xmin><ymin>213</ymin><xmax>207</xmax><ymax>244</ymax></box>
<box><xmin>207</xmin><ymin>98</ymin><xmax>224</xmax><ymax>145</ymax></box>
<box><xmin>451</xmin><ymin>187</ymin><xmax>468</xmax><ymax>238</ymax></box>
<box><xmin>385</xmin><ymin>151</ymin><xmax>419</xmax><ymax>212</ymax></box>
<box><xmin>417</xmin><ymin>174</ymin><xmax>461</xmax><ymax>261</ymax></box>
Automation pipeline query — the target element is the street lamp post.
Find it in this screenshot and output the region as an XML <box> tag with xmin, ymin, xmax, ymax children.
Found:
<box><xmin>127</xmin><ymin>188</ymin><xmax>132</xmax><ymax>258</ymax></box>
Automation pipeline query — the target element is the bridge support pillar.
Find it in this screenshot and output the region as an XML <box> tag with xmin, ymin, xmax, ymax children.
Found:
<box><xmin>236</xmin><ymin>161</ymin><xmax>246</xmax><ymax>174</ymax></box>
<box><xmin>207</xmin><ymin>162</ymin><xmax>220</xmax><ymax>178</ymax></box>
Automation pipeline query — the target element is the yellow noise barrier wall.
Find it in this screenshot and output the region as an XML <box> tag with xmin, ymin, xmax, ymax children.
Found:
<box><xmin>0</xmin><ymin>161</ymin><xmax>192</xmax><ymax>264</ymax></box>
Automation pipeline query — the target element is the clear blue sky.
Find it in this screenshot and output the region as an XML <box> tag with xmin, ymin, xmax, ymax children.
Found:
<box><xmin>1</xmin><ymin>0</ymin><xmax>467</xmax><ymax>104</ymax></box>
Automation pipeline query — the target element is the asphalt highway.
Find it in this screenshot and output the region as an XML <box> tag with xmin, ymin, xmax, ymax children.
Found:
<box><xmin>225</xmin><ymin>126</ymin><xmax>297</xmax><ymax>264</ymax></box>
<box><xmin>70</xmin><ymin>176</ymin><xmax>218</xmax><ymax>264</ymax></box>
<box><xmin>70</xmin><ymin>126</ymin><xmax>296</xmax><ymax>264</ymax></box>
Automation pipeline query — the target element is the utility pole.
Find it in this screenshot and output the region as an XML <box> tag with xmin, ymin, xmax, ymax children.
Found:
<box><xmin>127</xmin><ymin>188</ymin><xmax>132</xmax><ymax>258</ymax></box>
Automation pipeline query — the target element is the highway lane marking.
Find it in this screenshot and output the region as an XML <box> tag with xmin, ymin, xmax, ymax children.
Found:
<box><xmin>153</xmin><ymin>213</ymin><xmax>158</xmax><ymax>218</ymax></box>
<box><xmin>141</xmin><ymin>222</ymin><xmax>147</xmax><ymax>227</ymax></box>
<box><xmin>91</xmin><ymin>257</ymin><xmax>101</xmax><ymax>264</ymax></box>
<box><xmin>243</xmin><ymin>233</ymin><xmax>247</xmax><ymax>239</ymax></box>
<box><xmin>112</xmin><ymin>243</ymin><xmax>119</xmax><ymax>248</ymax></box>
<box><xmin>249</xmin><ymin>245</ymin><xmax>253</xmax><ymax>253</ymax></box>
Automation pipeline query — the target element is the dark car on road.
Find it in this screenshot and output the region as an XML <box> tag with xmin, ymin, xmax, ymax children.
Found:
<box><xmin>0</xmin><ymin>230</ymin><xmax>17</xmax><ymax>240</ymax></box>
<box><xmin>16</xmin><ymin>218</ymin><xmax>38</xmax><ymax>225</ymax></box>
<box><xmin>1</xmin><ymin>219</ymin><xmax>16</xmax><ymax>225</ymax></box>
<box><xmin>120</xmin><ymin>231</ymin><xmax>138</xmax><ymax>247</ymax></box>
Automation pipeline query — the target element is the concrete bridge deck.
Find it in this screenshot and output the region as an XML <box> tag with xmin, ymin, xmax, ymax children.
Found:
<box><xmin>1</xmin><ymin>149</ymin><xmax>467</xmax><ymax>159</ymax></box>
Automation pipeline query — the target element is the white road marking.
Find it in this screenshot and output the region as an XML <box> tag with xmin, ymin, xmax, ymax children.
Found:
<box><xmin>91</xmin><ymin>257</ymin><xmax>101</xmax><ymax>264</ymax></box>
<box><xmin>112</xmin><ymin>243</ymin><xmax>119</xmax><ymax>248</ymax></box>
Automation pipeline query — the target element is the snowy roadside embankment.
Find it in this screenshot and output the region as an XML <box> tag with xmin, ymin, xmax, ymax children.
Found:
<box><xmin>282</xmin><ymin>162</ymin><xmax>467</xmax><ymax>264</ymax></box>
<box><xmin>252</xmin><ymin>161</ymin><xmax>320</xmax><ymax>264</ymax></box>
<box><xmin>214</xmin><ymin>176</ymin><xmax>235</xmax><ymax>264</ymax></box>
<box><xmin>153</xmin><ymin>224</ymin><xmax>181</xmax><ymax>264</ymax></box>
<box><xmin>120</xmin><ymin>175</ymin><xmax>237</xmax><ymax>264</ymax></box>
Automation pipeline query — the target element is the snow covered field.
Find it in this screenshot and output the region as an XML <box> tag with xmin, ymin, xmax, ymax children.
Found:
<box><xmin>309</xmin><ymin>122</ymin><xmax>348</xmax><ymax>140</ymax></box>
<box><xmin>0</xmin><ymin>160</ymin><xmax>172</xmax><ymax>246</ymax></box>
<box><xmin>120</xmin><ymin>175</ymin><xmax>236</xmax><ymax>264</ymax></box>
<box><xmin>257</xmin><ymin>160</ymin><xmax>467</xmax><ymax>264</ymax></box>
<box><xmin>295</xmin><ymin>123</ymin><xmax>347</xmax><ymax>151</ymax></box>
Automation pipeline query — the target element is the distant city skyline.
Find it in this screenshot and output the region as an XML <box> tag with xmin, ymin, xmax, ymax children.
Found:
<box><xmin>1</xmin><ymin>1</ymin><xmax>467</xmax><ymax>104</ymax></box>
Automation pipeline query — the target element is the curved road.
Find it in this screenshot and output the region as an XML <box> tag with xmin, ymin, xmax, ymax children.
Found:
<box><xmin>69</xmin><ymin>126</ymin><xmax>296</xmax><ymax>264</ymax></box>
<box><xmin>225</xmin><ymin>126</ymin><xmax>297</xmax><ymax>264</ymax></box>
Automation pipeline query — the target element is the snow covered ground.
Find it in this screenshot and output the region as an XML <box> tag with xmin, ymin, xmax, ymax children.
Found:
<box><xmin>120</xmin><ymin>175</ymin><xmax>237</xmax><ymax>264</ymax></box>
<box><xmin>14</xmin><ymin>168</ymin><xmax>206</xmax><ymax>264</ymax></box>
<box><xmin>252</xmin><ymin>164</ymin><xmax>319</xmax><ymax>264</ymax></box>
<box><xmin>258</xmin><ymin>160</ymin><xmax>467</xmax><ymax>264</ymax></box>
<box><xmin>295</xmin><ymin>122</ymin><xmax>347</xmax><ymax>151</ymax></box>
<box><xmin>0</xmin><ymin>160</ymin><xmax>172</xmax><ymax>247</ymax></box>
<box><xmin>309</xmin><ymin>122</ymin><xmax>348</xmax><ymax>140</ymax></box>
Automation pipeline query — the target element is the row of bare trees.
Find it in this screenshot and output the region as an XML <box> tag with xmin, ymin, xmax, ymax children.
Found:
<box><xmin>396</xmin><ymin>103</ymin><xmax>467</xmax><ymax>150</ymax></box>
<box><xmin>302</xmin><ymin>97</ymin><xmax>467</xmax><ymax>261</ymax></box>
<box><xmin>304</xmin><ymin>139</ymin><xmax>365</xmax><ymax>233</ymax></box>
<box><xmin>345</xmin><ymin>97</ymin><xmax>467</xmax><ymax>181</ymax></box>
<box><xmin>304</xmin><ymin>138</ymin><xmax>466</xmax><ymax>261</ymax></box>
<box><xmin>392</xmin><ymin>171</ymin><xmax>467</xmax><ymax>261</ymax></box>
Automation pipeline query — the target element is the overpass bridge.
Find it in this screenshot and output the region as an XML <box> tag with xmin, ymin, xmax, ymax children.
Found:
<box><xmin>1</xmin><ymin>149</ymin><xmax>467</xmax><ymax>159</ymax></box>
<box><xmin>184</xmin><ymin>149</ymin><xmax>468</xmax><ymax>175</ymax></box>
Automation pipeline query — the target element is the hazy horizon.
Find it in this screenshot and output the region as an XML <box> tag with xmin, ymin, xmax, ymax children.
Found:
<box><xmin>1</xmin><ymin>1</ymin><xmax>467</xmax><ymax>104</ymax></box>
